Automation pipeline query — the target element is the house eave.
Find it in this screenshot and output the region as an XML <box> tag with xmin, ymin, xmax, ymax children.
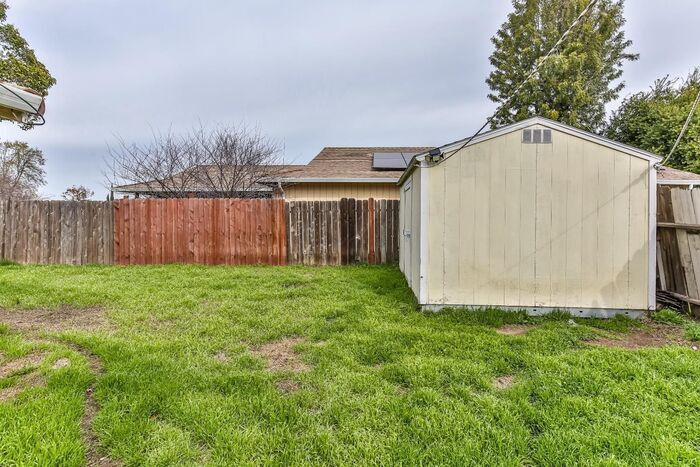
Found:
<box><xmin>657</xmin><ymin>180</ymin><xmax>700</xmax><ymax>186</ymax></box>
<box><xmin>276</xmin><ymin>178</ymin><xmax>400</xmax><ymax>184</ymax></box>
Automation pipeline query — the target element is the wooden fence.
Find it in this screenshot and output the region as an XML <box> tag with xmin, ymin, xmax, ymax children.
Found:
<box><xmin>114</xmin><ymin>198</ymin><xmax>287</xmax><ymax>265</ymax></box>
<box><xmin>0</xmin><ymin>200</ymin><xmax>113</xmax><ymax>265</ymax></box>
<box><xmin>286</xmin><ymin>199</ymin><xmax>399</xmax><ymax>265</ymax></box>
<box><xmin>657</xmin><ymin>186</ymin><xmax>700</xmax><ymax>316</ymax></box>
<box><xmin>0</xmin><ymin>198</ymin><xmax>398</xmax><ymax>266</ymax></box>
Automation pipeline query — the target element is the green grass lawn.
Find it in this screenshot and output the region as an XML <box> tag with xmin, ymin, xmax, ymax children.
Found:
<box><xmin>0</xmin><ymin>263</ymin><xmax>699</xmax><ymax>466</ymax></box>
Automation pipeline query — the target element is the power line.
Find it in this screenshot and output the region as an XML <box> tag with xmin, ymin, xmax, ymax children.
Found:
<box><xmin>431</xmin><ymin>0</ymin><xmax>599</xmax><ymax>166</ymax></box>
<box><xmin>657</xmin><ymin>87</ymin><xmax>700</xmax><ymax>168</ymax></box>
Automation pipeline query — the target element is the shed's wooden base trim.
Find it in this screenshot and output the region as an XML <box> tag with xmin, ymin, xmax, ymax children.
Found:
<box><xmin>420</xmin><ymin>304</ymin><xmax>647</xmax><ymax>319</ymax></box>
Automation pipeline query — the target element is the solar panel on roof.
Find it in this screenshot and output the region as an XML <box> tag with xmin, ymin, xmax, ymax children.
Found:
<box><xmin>372</xmin><ymin>152</ymin><xmax>414</xmax><ymax>170</ymax></box>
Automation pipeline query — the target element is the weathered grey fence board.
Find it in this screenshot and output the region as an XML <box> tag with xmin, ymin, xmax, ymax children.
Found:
<box><xmin>285</xmin><ymin>198</ymin><xmax>399</xmax><ymax>265</ymax></box>
<box><xmin>657</xmin><ymin>186</ymin><xmax>700</xmax><ymax>316</ymax></box>
<box><xmin>0</xmin><ymin>199</ymin><xmax>113</xmax><ymax>265</ymax></box>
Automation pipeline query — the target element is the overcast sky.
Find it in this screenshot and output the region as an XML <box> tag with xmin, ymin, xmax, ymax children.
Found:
<box><xmin>1</xmin><ymin>1</ymin><xmax>699</xmax><ymax>199</ymax></box>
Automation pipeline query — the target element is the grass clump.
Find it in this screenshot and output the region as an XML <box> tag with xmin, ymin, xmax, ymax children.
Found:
<box><xmin>0</xmin><ymin>265</ymin><xmax>698</xmax><ymax>465</ymax></box>
<box><xmin>652</xmin><ymin>308</ymin><xmax>687</xmax><ymax>325</ymax></box>
<box><xmin>652</xmin><ymin>308</ymin><xmax>700</xmax><ymax>341</ymax></box>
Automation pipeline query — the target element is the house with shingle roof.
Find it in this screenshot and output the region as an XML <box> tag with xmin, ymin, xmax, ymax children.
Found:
<box><xmin>656</xmin><ymin>166</ymin><xmax>700</xmax><ymax>188</ymax></box>
<box><xmin>272</xmin><ymin>147</ymin><xmax>430</xmax><ymax>200</ymax></box>
<box><xmin>114</xmin><ymin>146</ymin><xmax>430</xmax><ymax>201</ymax></box>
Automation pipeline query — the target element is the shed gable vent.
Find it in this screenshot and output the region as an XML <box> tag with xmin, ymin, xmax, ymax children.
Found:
<box><xmin>533</xmin><ymin>129</ymin><xmax>542</xmax><ymax>143</ymax></box>
<box><xmin>522</xmin><ymin>128</ymin><xmax>553</xmax><ymax>144</ymax></box>
<box><xmin>542</xmin><ymin>129</ymin><xmax>552</xmax><ymax>143</ymax></box>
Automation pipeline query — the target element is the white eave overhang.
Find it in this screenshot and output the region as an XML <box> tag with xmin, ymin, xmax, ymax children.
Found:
<box><xmin>275</xmin><ymin>177</ymin><xmax>399</xmax><ymax>184</ymax></box>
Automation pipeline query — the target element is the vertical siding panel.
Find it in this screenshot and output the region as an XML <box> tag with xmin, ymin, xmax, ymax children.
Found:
<box><xmin>519</xmin><ymin>141</ymin><xmax>537</xmax><ymax>307</ymax></box>
<box><xmin>565</xmin><ymin>138</ymin><xmax>584</xmax><ymax>307</ymax></box>
<box><xmin>580</xmin><ymin>145</ymin><xmax>599</xmax><ymax>305</ymax></box>
<box><xmin>459</xmin><ymin>146</ymin><xmax>476</xmax><ymax>305</ymax></box>
<box><xmin>443</xmin><ymin>157</ymin><xmax>461</xmax><ymax>303</ymax></box>
<box><xmin>549</xmin><ymin>133</ymin><xmax>569</xmax><ymax>307</ymax></box>
<box><xmin>534</xmin><ymin>139</ymin><xmax>553</xmax><ymax>306</ymax></box>
<box><xmin>612</xmin><ymin>151</ymin><xmax>632</xmax><ymax>308</ymax></box>
<box><xmin>503</xmin><ymin>132</ymin><xmax>522</xmax><ymax>306</ymax></box>
<box><xmin>426</xmin><ymin>168</ymin><xmax>442</xmax><ymax>303</ymax></box>
<box><xmin>596</xmin><ymin>149</ymin><xmax>615</xmax><ymax>308</ymax></box>
<box><xmin>627</xmin><ymin>161</ymin><xmax>649</xmax><ymax>309</ymax></box>
<box><xmin>473</xmin><ymin>144</ymin><xmax>491</xmax><ymax>305</ymax></box>
<box><xmin>488</xmin><ymin>136</ymin><xmax>507</xmax><ymax>305</ymax></box>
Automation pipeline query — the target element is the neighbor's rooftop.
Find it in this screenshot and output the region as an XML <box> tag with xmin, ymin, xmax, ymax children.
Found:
<box><xmin>270</xmin><ymin>147</ymin><xmax>432</xmax><ymax>183</ymax></box>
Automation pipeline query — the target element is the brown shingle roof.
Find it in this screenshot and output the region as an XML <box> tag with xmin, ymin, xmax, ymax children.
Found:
<box><xmin>274</xmin><ymin>147</ymin><xmax>431</xmax><ymax>182</ymax></box>
<box><xmin>657</xmin><ymin>166</ymin><xmax>700</xmax><ymax>183</ymax></box>
<box><xmin>114</xmin><ymin>164</ymin><xmax>304</xmax><ymax>193</ymax></box>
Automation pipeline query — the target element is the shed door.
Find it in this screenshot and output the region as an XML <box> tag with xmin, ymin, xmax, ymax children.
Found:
<box><xmin>402</xmin><ymin>182</ymin><xmax>412</xmax><ymax>286</ymax></box>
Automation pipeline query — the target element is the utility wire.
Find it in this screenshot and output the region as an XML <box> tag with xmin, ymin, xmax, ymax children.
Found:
<box><xmin>0</xmin><ymin>81</ymin><xmax>46</xmax><ymax>126</ymax></box>
<box><xmin>431</xmin><ymin>0</ymin><xmax>599</xmax><ymax>166</ymax></box>
<box><xmin>657</xmin><ymin>87</ymin><xmax>700</xmax><ymax>168</ymax></box>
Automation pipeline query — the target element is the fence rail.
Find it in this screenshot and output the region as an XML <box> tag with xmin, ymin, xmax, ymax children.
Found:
<box><xmin>0</xmin><ymin>198</ymin><xmax>397</xmax><ymax>266</ymax></box>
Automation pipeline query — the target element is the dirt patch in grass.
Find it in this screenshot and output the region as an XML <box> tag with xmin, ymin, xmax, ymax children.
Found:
<box><xmin>0</xmin><ymin>307</ymin><xmax>112</xmax><ymax>334</ymax></box>
<box><xmin>0</xmin><ymin>351</ymin><xmax>46</xmax><ymax>378</ymax></box>
<box><xmin>251</xmin><ymin>337</ymin><xmax>309</xmax><ymax>372</ymax></box>
<box><xmin>69</xmin><ymin>344</ymin><xmax>120</xmax><ymax>467</ymax></box>
<box><xmin>588</xmin><ymin>323</ymin><xmax>691</xmax><ymax>349</ymax></box>
<box><xmin>493</xmin><ymin>375</ymin><xmax>515</xmax><ymax>390</ymax></box>
<box><xmin>275</xmin><ymin>378</ymin><xmax>300</xmax><ymax>394</ymax></box>
<box><xmin>52</xmin><ymin>357</ymin><xmax>71</xmax><ymax>369</ymax></box>
<box><xmin>496</xmin><ymin>325</ymin><xmax>534</xmax><ymax>336</ymax></box>
<box><xmin>214</xmin><ymin>351</ymin><xmax>229</xmax><ymax>363</ymax></box>
<box><xmin>0</xmin><ymin>371</ymin><xmax>46</xmax><ymax>402</ymax></box>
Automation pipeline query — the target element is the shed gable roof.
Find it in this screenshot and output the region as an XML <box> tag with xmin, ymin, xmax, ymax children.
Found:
<box><xmin>399</xmin><ymin>117</ymin><xmax>662</xmax><ymax>185</ymax></box>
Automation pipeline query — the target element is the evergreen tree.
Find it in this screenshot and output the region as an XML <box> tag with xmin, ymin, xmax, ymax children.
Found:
<box><xmin>486</xmin><ymin>0</ymin><xmax>637</xmax><ymax>132</ymax></box>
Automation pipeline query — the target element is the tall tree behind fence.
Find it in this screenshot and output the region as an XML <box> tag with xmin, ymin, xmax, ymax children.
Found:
<box><xmin>286</xmin><ymin>199</ymin><xmax>399</xmax><ymax>265</ymax></box>
<box><xmin>657</xmin><ymin>186</ymin><xmax>700</xmax><ymax>317</ymax></box>
<box><xmin>0</xmin><ymin>200</ymin><xmax>113</xmax><ymax>265</ymax></box>
<box><xmin>114</xmin><ymin>198</ymin><xmax>287</xmax><ymax>265</ymax></box>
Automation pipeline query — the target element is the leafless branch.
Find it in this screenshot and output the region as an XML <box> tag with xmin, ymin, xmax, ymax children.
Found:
<box><xmin>104</xmin><ymin>123</ymin><xmax>285</xmax><ymax>198</ymax></box>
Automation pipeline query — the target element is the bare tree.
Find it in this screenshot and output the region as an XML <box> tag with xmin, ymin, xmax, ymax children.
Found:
<box><xmin>62</xmin><ymin>185</ymin><xmax>94</xmax><ymax>201</ymax></box>
<box><xmin>0</xmin><ymin>140</ymin><xmax>46</xmax><ymax>199</ymax></box>
<box><xmin>105</xmin><ymin>124</ymin><xmax>286</xmax><ymax>198</ymax></box>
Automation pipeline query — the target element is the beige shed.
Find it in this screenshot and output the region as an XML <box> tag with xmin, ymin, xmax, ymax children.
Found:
<box><xmin>398</xmin><ymin>117</ymin><xmax>659</xmax><ymax>318</ymax></box>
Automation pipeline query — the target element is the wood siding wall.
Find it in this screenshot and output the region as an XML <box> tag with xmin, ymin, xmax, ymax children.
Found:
<box><xmin>0</xmin><ymin>200</ymin><xmax>114</xmax><ymax>265</ymax></box>
<box><xmin>286</xmin><ymin>199</ymin><xmax>399</xmax><ymax>265</ymax></box>
<box><xmin>283</xmin><ymin>182</ymin><xmax>400</xmax><ymax>201</ymax></box>
<box><xmin>421</xmin><ymin>125</ymin><xmax>652</xmax><ymax>310</ymax></box>
<box><xmin>114</xmin><ymin>198</ymin><xmax>287</xmax><ymax>265</ymax></box>
<box><xmin>399</xmin><ymin>170</ymin><xmax>422</xmax><ymax>299</ymax></box>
